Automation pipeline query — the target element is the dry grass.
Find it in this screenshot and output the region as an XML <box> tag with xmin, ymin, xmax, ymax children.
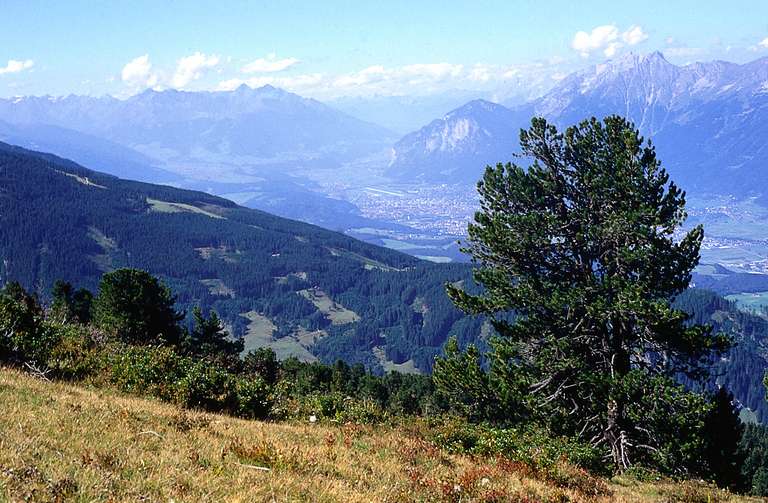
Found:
<box><xmin>0</xmin><ymin>368</ymin><xmax>761</xmax><ymax>503</ymax></box>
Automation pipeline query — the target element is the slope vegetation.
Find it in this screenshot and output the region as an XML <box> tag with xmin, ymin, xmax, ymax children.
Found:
<box><xmin>0</xmin><ymin>368</ymin><xmax>758</xmax><ymax>503</ymax></box>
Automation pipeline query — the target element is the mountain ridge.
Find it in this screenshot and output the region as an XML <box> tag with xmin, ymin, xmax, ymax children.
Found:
<box><xmin>388</xmin><ymin>52</ymin><xmax>768</xmax><ymax>197</ymax></box>
<box><xmin>0</xmin><ymin>84</ymin><xmax>397</xmax><ymax>178</ymax></box>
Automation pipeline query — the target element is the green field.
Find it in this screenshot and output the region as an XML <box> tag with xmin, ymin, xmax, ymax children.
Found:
<box><xmin>725</xmin><ymin>291</ymin><xmax>768</xmax><ymax>313</ymax></box>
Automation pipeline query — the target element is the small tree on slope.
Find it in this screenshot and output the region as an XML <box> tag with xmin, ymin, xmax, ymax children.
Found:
<box><xmin>446</xmin><ymin>116</ymin><xmax>730</xmax><ymax>470</ymax></box>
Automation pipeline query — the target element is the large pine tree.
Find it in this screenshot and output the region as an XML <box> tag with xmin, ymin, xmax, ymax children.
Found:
<box><xmin>447</xmin><ymin>116</ymin><xmax>730</xmax><ymax>470</ymax></box>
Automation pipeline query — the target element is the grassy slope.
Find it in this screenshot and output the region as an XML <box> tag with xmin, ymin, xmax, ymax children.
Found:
<box><xmin>0</xmin><ymin>368</ymin><xmax>759</xmax><ymax>503</ymax></box>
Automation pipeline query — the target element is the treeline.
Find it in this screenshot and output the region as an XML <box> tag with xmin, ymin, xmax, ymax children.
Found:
<box><xmin>0</xmin><ymin>269</ymin><xmax>441</xmax><ymax>424</ymax></box>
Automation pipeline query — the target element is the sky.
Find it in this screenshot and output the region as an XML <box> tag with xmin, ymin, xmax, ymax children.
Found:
<box><xmin>1</xmin><ymin>0</ymin><xmax>768</xmax><ymax>100</ymax></box>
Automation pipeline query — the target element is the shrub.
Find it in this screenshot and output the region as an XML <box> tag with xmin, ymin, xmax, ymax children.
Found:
<box><xmin>174</xmin><ymin>360</ymin><xmax>237</xmax><ymax>412</ymax></box>
<box><xmin>271</xmin><ymin>390</ymin><xmax>387</xmax><ymax>424</ymax></box>
<box><xmin>0</xmin><ymin>286</ymin><xmax>55</xmax><ymax>364</ymax></box>
<box><xmin>235</xmin><ymin>376</ymin><xmax>271</xmax><ymax>419</ymax></box>
<box><xmin>242</xmin><ymin>348</ymin><xmax>280</xmax><ymax>385</ymax></box>
<box><xmin>45</xmin><ymin>324</ymin><xmax>100</xmax><ymax>380</ymax></box>
<box><xmin>98</xmin><ymin>344</ymin><xmax>188</xmax><ymax>401</ymax></box>
<box><xmin>430</xmin><ymin>418</ymin><xmax>607</xmax><ymax>474</ymax></box>
<box><xmin>97</xmin><ymin>343</ymin><xmax>274</xmax><ymax>419</ymax></box>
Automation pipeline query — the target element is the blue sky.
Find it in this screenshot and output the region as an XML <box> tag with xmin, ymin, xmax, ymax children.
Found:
<box><xmin>1</xmin><ymin>0</ymin><xmax>768</xmax><ymax>99</ymax></box>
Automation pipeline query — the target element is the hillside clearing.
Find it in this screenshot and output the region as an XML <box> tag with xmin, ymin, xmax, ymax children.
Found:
<box><xmin>147</xmin><ymin>198</ymin><xmax>226</xmax><ymax>219</ymax></box>
<box><xmin>0</xmin><ymin>368</ymin><xmax>758</xmax><ymax>502</ymax></box>
<box><xmin>200</xmin><ymin>278</ymin><xmax>235</xmax><ymax>298</ymax></box>
<box><xmin>298</xmin><ymin>288</ymin><xmax>360</xmax><ymax>325</ymax></box>
<box><xmin>57</xmin><ymin>170</ymin><xmax>107</xmax><ymax>189</ymax></box>
<box><xmin>373</xmin><ymin>346</ymin><xmax>421</xmax><ymax>375</ymax></box>
<box><xmin>239</xmin><ymin>311</ymin><xmax>320</xmax><ymax>362</ymax></box>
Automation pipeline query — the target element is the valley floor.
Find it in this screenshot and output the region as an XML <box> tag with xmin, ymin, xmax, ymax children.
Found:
<box><xmin>0</xmin><ymin>368</ymin><xmax>759</xmax><ymax>502</ymax></box>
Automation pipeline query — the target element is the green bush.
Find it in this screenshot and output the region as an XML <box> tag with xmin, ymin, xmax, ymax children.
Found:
<box><xmin>98</xmin><ymin>344</ymin><xmax>188</xmax><ymax>401</ymax></box>
<box><xmin>235</xmin><ymin>376</ymin><xmax>271</xmax><ymax>419</ymax></box>
<box><xmin>270</xmin><ymin>390</ymin><xmax>387</xmax><ymax>424</ymax></box>
<box><xmin>430</xmin><ymin>418</ymin><xmax>606</xmax><ymax>474</ymax></box>
<box><xmin>0</xmin><ymin>287</ymin><xmax>57</xmax><ymax>364</ymax></box>
<box><xmin>174</xmin><ymin>360</ymin><xmax>237</xmax><ymax>412</ymax></box>
<box><xmin>97</xmin><ymin>343</ymin><xmax>272</xmax><ymax>419</ymax></box>
<box><xmin>45</xmin><ymin>324</ymin><xmax>100</xmax><ymax>380</ymax></box>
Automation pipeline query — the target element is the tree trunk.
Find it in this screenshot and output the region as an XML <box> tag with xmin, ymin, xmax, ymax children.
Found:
<box><xmin>606</xmin><ymin>326</ymin><xmax>631</xmax><ymax>471</ymax></box>
<box><xmin>605</xmin><ymin>398</ymin><xmax>630</xmax><ymax>471</ymax></box>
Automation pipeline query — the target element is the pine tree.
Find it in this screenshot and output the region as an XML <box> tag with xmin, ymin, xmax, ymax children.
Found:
<box><xmin>702</xmin><ymin>387</ymin><xmax>744</xmax><ymax>489</ymax></box>
<box><xmin>447</xmin><ymin>116</ymin><xmax>730</xmax><ymax>470</ymax></box>
<box><xmin>185</xmin><ymin>306</ymin><xmax>243</xmax><ymax>366</ymax></box>
<box><xmin>93</xmin><ymin>269</ymin><xmax>183</xmax><ymax>346</ymax></box>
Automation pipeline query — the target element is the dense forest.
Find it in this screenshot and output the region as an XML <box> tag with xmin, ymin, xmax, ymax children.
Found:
<box><xmin>0</xmin><ymin>142</ymin><xmax>474</xmax><ymax>372</ymax></box>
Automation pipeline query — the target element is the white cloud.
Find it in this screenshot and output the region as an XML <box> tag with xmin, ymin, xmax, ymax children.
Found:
<box><xmin>241</xmin><ymin>53</ymin><xmax>299</xmax><ymax>73</ymax></box>
<box><xmin>622</xmin><ymin>25</ymin><xmax>648</xmax><ymax>46</ymax></box>
<box><xmin>468</xmin><ymin>64</ymin><xmax>493</xmax><ymax>82</ymax></box>
<box><xmin>400</xmin><ymin>63</ymin><xmax>463</xmax><ymax>79</ymax></box>
<box><xmin>217</xmin><ymin>60</ymin><xmax>566</xmax><ymax>100</ymax></box>
<box><xmin>0</xmin><ymin>59</ymin><xmax>34</xmax><ymax>75</ymax></box>
<box><xmin>332</xmin><ymin>65</ymin><xmax>387</xmax><ymax>87</ymax></box>
<box><xmin>571</xmin><ymin>25</ymin><xmax>648</xmax><ymax>58</ymax></box>
<box><xmin>571</xmin><ymin>25</ymin><xmax>620</xmax><ymax>57</ymax></box>
<box><xmin>664</xmin><ymin>46</ymin><xmax>705</xmax><ymax>58</ymax></box>
<box><xmin>172</xmin><ymin>52</ymin><xmax>220</xmax><ymax>88</ymax></box>
<box><xmin>121</xmin><ymin>54</ymin><xmax>158</xmax><ymax>89</ymax></box>
<box><xmin>603</xmin><ymin>42</ymin><xmax>622</xmax><ymax>58</ymax></box>
<box><xmin>330</xmin><ymin>63</ymin><xmax>464</xmax><ymax>91</ymax></box>
<box><xmin>760</xmin><ymin>37</ymin><xmax>768</xmax><ymax>49</ymax></box>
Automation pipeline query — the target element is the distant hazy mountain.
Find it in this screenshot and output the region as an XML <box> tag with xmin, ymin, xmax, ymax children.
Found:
<box><xmin>388</xmin><ymin>52</ymin><xmax>768</xmax><ymax>198</ymax></box>
<box><xmin>387</xmin><ymin>99</ymin><xmax>524</xmax><ymax>183</ymax></box>
<box><xmin>0</xmin><ymin>120</ymin><xmax>178</xmax><ymax>182</ymax></box>
<box><xmin>0</xmin><ymin>85</ymin><xmax>396</xmax><ymax>177</ymax></box>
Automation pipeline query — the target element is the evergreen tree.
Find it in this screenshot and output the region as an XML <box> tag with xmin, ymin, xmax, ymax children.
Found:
<box><xmin>701</xmin><ymin>387</ymin><xmax>744</xmax><ymax>489</ymax></box>
<box><xmin>432</xmin><ymin>337</ymin><xmax>502</xmax><ymax>422</ymax></box>
<box><xmin>50</xmin><ymin>280</ymin><xmax>93</xmax><ymax>324</ymax></box>
<box><xmin>70</xmin><ymin>288</ymin><xmax>93</xmax><ymax>324</ymax></box>
<box><xmin>50</xmin><ymin>280</ymin><xmax>74</xmax><ymax>321</ymax></box>
<box><xmin>0</xmin><ymin>282</ymin><xmax>51</xmax><ymax>362</ymax></box>
<box><xmin>93</xmin><ymin>269</ymin><xmax>183</xmax><ymax>346</ymax></box>
<box><xmin>242</xmin><ymin>347</ymin><xmax>280</xmax><ymax>385</ymax></box>
<box><xmin>739</xmin><ymin>423</ymin><xmax>768</xmax><ymax>496</ymax></box>
<box><xmin>446</xmin><ymin>116</ymin><xmax>730</xmax><ymax>470</ymax></box>
<box><xmin>185</xmin><ymin>306</ymin><xmax>243</xmax><ymax>367</ymax></box>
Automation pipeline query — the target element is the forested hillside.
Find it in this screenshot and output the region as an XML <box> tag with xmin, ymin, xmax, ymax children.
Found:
<box><xmin>675</xmin><ymin>289</ymin><xmax>768</xmax><ymax>421</ymax></box>
<box><xmin>0</xmin><ymin>142</ymin><xmax>473</xmax><ymax>373</ymax></box>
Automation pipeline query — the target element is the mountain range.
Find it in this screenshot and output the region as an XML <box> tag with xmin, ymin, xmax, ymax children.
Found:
<box><xmin>388</xmin><ymin>52</ymin><xmax>768</xmax><ymax>199</ymax></box>
<box><xmin>0</xmin><ymin>85</ymin><xmax>395</xmax><ymax>179</ymax></box>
